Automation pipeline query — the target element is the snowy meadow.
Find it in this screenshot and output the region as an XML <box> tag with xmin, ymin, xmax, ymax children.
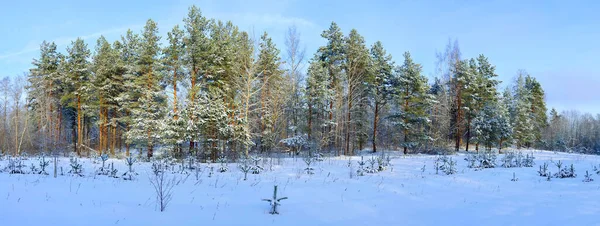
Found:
<box><xmin>0</xmin><ymin>150</ymin><xmax>599</xmax><ymax>226</ymax></box>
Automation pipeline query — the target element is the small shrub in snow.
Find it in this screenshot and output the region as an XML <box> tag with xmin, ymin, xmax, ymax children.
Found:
<box><xmin>377</xmin><ymin>156</ymin><xmax>386</xmax><ymax>172</ymax></box>
<box><xmin>6</xmin><ymin>157</ymin><xmax>26</xmax><ymax>174</ymax></box>
<box><xmin>251</xmin><ymin>156</ymin><xmax>263</xmax><ymax>174</ymax></box>
<box><xmin>217</xmin><ymin>156</ymin><xmax>228</xmax><ymax>173</ymax></box>
<box><xmin>593</xmin><ymin>164</ymin><xmax>600</xmax><ymax>175</ymax></box>
<box><xmin>314</xmin><ymin>153</ymin><xmax>324</xmax><ymax>162</ymax></box>
<box><xmin>109</xmin><ymin>163</ymin><xmax>118</xmax><ymax>178</ymax></box>
<box><xmin>238</xmin><ymin>158</ymin><xmax>252</xmax><ymax>180</ymax></box>
<box><xmin>554</xmin><ymin>163</ymin><xmax>576</xmax><ymax>178</ymax></box>
<box><xmin>501</xmin><ymin>152</ymin><xmax>516</xmax><ymax>168</ymax></box>
<box><xmin>514</xmin><ymin>152</ymin><xmax>524</xmax><ymax>168</ymax></box>
<box><xmin>522</xmin><ymin>154</ymin><xmax>535</xmax><ymax>167</ymax></box>
<box><xmin>38</xmin><ymin>156</ymin><xmax>50</xmax><ymax>175</ymax></box>
<box><xmin>68</xmin><ymin>157</ymin><xmax>83</xmax><ymax>176</ymax></box>
<box><xmin>435</xmin><ymin>156</ymin><xmax>457</xmax><ymax>175</ymax></box>
<box><xmin>366</xmin><ymin>157</ymin><xmax>378</xmax><ymax>174</ymax></box>
<box><xmin>465</xmin><ymin>151</ymin><xmax>497</xmax><ymax>169</ymax></box>
<box><xmin>303</xmin><ymin>154</ymin><xmax>315</xmax><ymax>175</ymax></box>
<box><xmin>356</xmin><ymin>156</ymin><xmax>366</xmax><ymax>176</ymax></box>
<box><xmin>96</xmin><ymin>154</ymin><xmax>110</xmax><ymax>175</ymax></box>
<box><xmin>465</xmin><ymin>153</ymin><xmax>478</xmax><ymax>168</ymax></box>
<box><xmin>207</xmin><ymin>164</ymin><xmax>214</xmax><ymax>178</ymax></box>
<box><xmin>123</xmin><ymin>156</ymin><xmax>138</xmax><ymax>180</ymax></box>
<box><xmin>29</xmin><ymin>163</ymin><xmax>38</xmax><ymax>174</ymax></box>
<box><xmin>583</xmin><ymin>170</ymin><xmax>593</xmax><ymax>182</ymax></box>
<box><xmin>538</xmin><ymin>162</ymin><xmax>550</xmax><ymax>177</ymax></box>
<box><xmin>262</xmin><ymin>185</ymin><xmax>288</xmax><ymax>214</ymax></box>
<box><xmin>442</xmin><ymin>158</ymin><xmax>457</xmax><ymax>175</ymax></box>
<box><xmin>149</xmin><ymin>169</ymin><xmax>177</xmax><ymax>212</ymax></box>
<box><xmin>511</xmin><ymin>172</ymin><xmax>519</xmax><ymax>182</ymax></box>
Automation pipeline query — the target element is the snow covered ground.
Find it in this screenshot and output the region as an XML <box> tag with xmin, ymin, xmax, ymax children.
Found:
<box><xmin>0</xmin><ymin>150</ymin><xmax>599</xmax><ymax>226</ymax></box>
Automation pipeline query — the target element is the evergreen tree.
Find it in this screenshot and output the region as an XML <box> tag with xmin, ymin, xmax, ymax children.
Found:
<box><xmin>305</xmin><ymin>56</ymin><xmax>329</xmax><ymax>147</ymax></box>
<box><xmin>126</xmin><ymin>19</ymin><xmax>166</xmax><ymax>158</ymax></box>
<box><xmin>64</xmin><ymin>38</ymin><xmax>92</xmax><ymax>156</ymax></box>
<box><xmin>28</xmin><ymin>41</ymin><xmax>62</xmax><ymax>151</ymax></box>
<box><xmin>318</xmin><ymin>22</ymin><xmax>345</xmax><ymax>152</ymax></box>
<box><xmin>92</xmin><ymin>36</ymin><xmax>125</xmax><ymax>156</ymax></box>
<box><xmin>343</xmin><ymin>29</ymin><xmax>370</xmax><ymax>155</ymax></box>
<box><xmin>390</xmin><ymin>52</ymin><xmax>432</xmax><ymax>154</ymax></box>
<box><xmin>163</xmin><ymin>25</ymin><xmax>185</xmax><ymax>118</ymax></box>
<box><xmin>115</xmin><ymin>29</ymin><xmax>140</xmax><ymax>156</ymax></box>
<box><xmin>368</xmin><ymin>41</ymin><xmax>394</xmax><ymax>153</ymax></box>
<box><xmin>183</xmin><ymin>5</ymin><xmax>211</xmax><ymax>98</ymax></box>
<box><xmin>512</xmin><ymin>73</ymin><xmax>535</xmax><ymax>148</ymax></box>
<box><xmin>256</xmin><ymin>32</ymin><xmax>285</xmax><ymax>153</ymax></box>
<box><xmin>525</xmin><ymin>75</ymin><xmax>548</xmax><ymax>146</ymax></box>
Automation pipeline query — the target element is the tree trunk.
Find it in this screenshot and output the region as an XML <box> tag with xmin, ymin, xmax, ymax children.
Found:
<box><xmin>373</xmin><ymin>102</ymin><xmax>379</xmax><ymax>153</ymax></box>
<box><xmin>307</xmin><ymin>103</ymin><xmax>312</xmax><ymax>140</ymax></box>
<box><xmin>173</xmin><ymin>69</ymin><xmax>178</xmax><ymax>119</ymax></box>
<box><xmin>346</xmin><ymin>93</ymin><xmax>352</xmax><ymax>156</ymax></box>
<box><xmin>465</xmin><ymin>116</ymin><xmax>471</xmax><ymax>152</ymax></box>
<box><xmin>77</xmin><ymin>95</ymin><xmax>82</xmax><ymax>156</ymax></box>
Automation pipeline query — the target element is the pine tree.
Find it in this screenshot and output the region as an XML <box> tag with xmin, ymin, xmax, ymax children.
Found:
<box><xmin>343</xmin><ymin>29</ymin><xmax>370</xmax><ymax>155</ymax></box>
<box><xmin>92</xmin><ymin>36</ymin><xmax>125</xmax><ymax>156</ymax></box>
<box><xmin>318</xmin><ymin>22</ymin><xmax>345</xmax><ymax>152</ymax></box>
<box><xmin>64</xmin><ymin>38</ymin><xmax>92</xmax><ymax>156</ymax></box>
<box><xmin>525</xmin><ymin>75</ymin><xmax>548</xmax><ymax>146</ymax></box>
<box><xmin>115</xmin><ymin>29</ymin><xmax>141</xmax><ymax>157</ymax></box>
<box><xmin>368</xmin><ymin>41</ymin><xmax>394</xmax><ymax>153</ymax></box>
<box><xmin>183</xmin><ymin>5</ymin><xmax>211</xmax><ymax>99</ymax></box>
<box><xmin>163</xmin><ymin>25</ymin><xmax>185</xmax><ymax>118</ymax></box>
<box><xmin>126</xmin><ymin>19</ymin><xmax>166</xmax><ymax>159</ymax></box>
<box><xmin>256</xmin><ymin>32</ymin><xmax>285</xmax><ymax>153</ymax></box>
<box><xmin>390</xmin><ymin>52</ymin><xmax>432</xmax><ymax>154</ymax></box>
<box><xmin>305</xmin><ymin>56</ymin><xmax>329</xmax><ymax>147</ymax></box>
<box><xmin>28</xmin><ymin>41</ymin><xmax>62</xmax><ymax>151</ymax></box>
<box><xmin>512</xmin><ymin>73</ymin><xmax>535</xmax><ymax>149</ymax></box>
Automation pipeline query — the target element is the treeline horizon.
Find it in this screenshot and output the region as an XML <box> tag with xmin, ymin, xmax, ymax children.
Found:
<box><xmin>0</xmin><ymin>5</ymin><xmax>597</xmax><ymax>160</ymax></box>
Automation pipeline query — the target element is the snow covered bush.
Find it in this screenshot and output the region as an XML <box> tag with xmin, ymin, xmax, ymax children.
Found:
<box><xmin>68</xmin><ymin>157</ymin><xmax>83</xmax><ymax>176</ymax></box>
<box><xmin>554</xmin><ymin>163</ymin><xmax>576</xmax><ymax>178</ymax></box>
<box><xmin>217</xmin><ymin>156</ymin><xmax>228</xmax><ymax>173</ymax></box>
<box><xmin>522</xmin><ymin>154</ymin><xmax>535</xmax><ymax>167</ymax></box>
<box><xmin>6</xmin><ymin>157</ymin><xmax>26</xmax><ymax>174</ymax></box>
<box><xmin>123</xmin><ymin>156</ymin><xmax>138</xmax><ymax>180</ymax></box>
<box><xmin>303</xmin><ymin>154</ymin><xmax>315</xmax><ymax>175</ymax></box>
<box><xmin>366</xmin><ymin>157</ymin><xmax>378</xmax><ymax>174</ymax></box>
<box><xmin>464</xmin><ymin>151</ymin><xmax>497</xmax><ymax>169</ymax></box>
<box><xmin>593</xmin><ymin>164</ymin><xmax>600</xmax><ymax>175</ymax></box>
<box><xmin>37</xmin><ymin>156</ymin><xmax>50</xmax><ymax>175</ymax></box>
<box><xmin>262</xmin><ymin>185</ymin><xmax>288</xmax><ymax>214</ymax></box>
<box><xmin>443</xmin><ymin>158</ymin><xmax>457</xmax><ymax>175</ymax></box>
<box><xmin>583</xmin><ymin>171</ymin><xmax>593</xmax><ymax>182</ymax></box>
<box><xmin>96</xmin><ymin>154</ymin><xmax>110</xmax><ymax>175</ymax></box>
<box><xmin>356</xmin><ymin>156</ymin><xmax>366</xmax><ymax>176</ymax></box>
<box><xmin>279</xmin><ymin>134</ymin><xmax>308</xmax><ymax>155</ymax></box>
<box><xmin>238</xmin><ymin>158</ymin><xmax>252</xmax><ymax>180</ymax></box>
<box><xmin>501</xmin><ymin>152</ymin><xmax>516</xmax><ymax>168</ymax></box>
<box><xmin>435</xmin><ymin>156</ymin><xmax>457</xmax><ymax>175</ymax></box>
<box><xmin>538</xmin><ymin>162</ymin><xmax>550</xmax><ymax>177</ymax></box>
<box><xmin>109</xmin><ymin>163</ymin><xmax>118</xmax><ymax>178</ymax></box>
<box><xmin>511</xmin><ymin>172</ymin><xmax>519</xmax><ymax>182</ymax></box>
<box><xmin>250</xmin><ymin>156</ymin><xmax>263</xmax><ymax>174</ymax></box>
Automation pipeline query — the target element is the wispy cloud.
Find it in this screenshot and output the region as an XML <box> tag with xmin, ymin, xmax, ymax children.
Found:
<box><xmin>0</xmin><ymin>25</ymin><xmax>137</xmax><ymax>60</ymax></box>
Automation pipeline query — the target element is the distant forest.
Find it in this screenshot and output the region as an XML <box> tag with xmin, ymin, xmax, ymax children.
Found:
<box><xmin>0</xmin><ymin>5</ymin><xmax>596</xmax><ymax>160</ymax></box>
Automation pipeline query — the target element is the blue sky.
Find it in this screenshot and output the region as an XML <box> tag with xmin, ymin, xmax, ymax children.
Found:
<box><xmin>1</xmin><ymin>0</ymin><xmax>599</xmax><ymax>114</ymax></box>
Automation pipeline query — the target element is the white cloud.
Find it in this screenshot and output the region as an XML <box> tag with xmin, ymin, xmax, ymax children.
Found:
<box><xmin>0</xmin><ymin>25</ymin><xmax>137</xmax><ymax>60</ymax></box>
